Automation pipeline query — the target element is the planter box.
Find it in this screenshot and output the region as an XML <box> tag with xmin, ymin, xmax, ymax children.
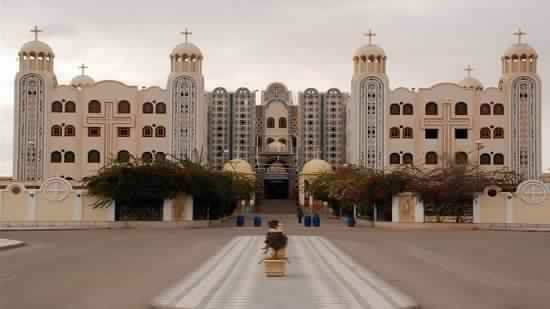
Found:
<box><xmin>264</xmin><ymin>259</ymin><xmax>288</xmax><ymax>277</ymax></box>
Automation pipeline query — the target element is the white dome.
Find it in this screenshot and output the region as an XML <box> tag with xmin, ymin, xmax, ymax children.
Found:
<box><xmin>302</xmin><ymin>159</ymin><xmax>333</xmax><ymax>175</ymax></box>
<box><xmin>223</xmin><ymin>159</ymin><xmax>254</xmax><ymax>175</ymax></box>
<box><xmin>504</xmin><ymin>43</ymin><xmax>537</xmax><ymax>57</ymax></box>
<box><xmin>171</xmin><ymin>42</ymin><xmax>203</xmax><ymax>57</ymax></box>
<box><xmin>20</xmin><ymin>40</ymin><xmax>54</xmax><ymax>55</ymax></box>
<box><xmin>71</xmin><ymin>74</ymin><xmax>95</xmax><ymax>87</ymax></box>
<box><xmin>458</xmin><ymin>77</ymin><xmax>483</xmax><ymax>90</ymax></box>
<box><xmin>266</xmin><ymin>141</ymin><xmax>288</xmax><ymax>153</ymax></box>
<box><xmin>354</xmin><ymin>44</ymin><xmax>386</xmax><ymax>58</ymax></box>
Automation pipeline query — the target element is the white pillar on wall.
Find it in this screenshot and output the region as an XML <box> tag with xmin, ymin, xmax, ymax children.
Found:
<box><xmin>163</xmin><ymin>199</ymin><xmax>174</xmax><ymax>222</ymax></box>
<box><xmin>392</xmin><ymin>195</ymin><xmax>400</xmax><ymax>223</ymax></box>
<box><xmin>415</xmin><ymin>197</ymin><xmax>424</xmax><ymax>223</ymax></box>
<box><xmin>26</xmin><ymin>191</ymin><xmax>37</xmax><ymax>221</ymax></box>
<box><xmin>505</xmin><ymin>192</ymin><xmax>514</xmax><ymax>224</ymax></box>
<box><xmin>0</xmin><ymin>191</ymin><xmax>3</xmax><ymax>219</ymax></box>
<box><xmin>108</xmin><ymin>200</ymin><xmax>116</xmax><ymax>221</ymax></box>
<box><xmin>473</xmin><ymin>193</ymin><xmax>481</xmax><ymax>224</ymax></box>
<box><xmin>73</xmin><ymin>191</ymin><xmax>83</xmax><ymax>221</ymax></box>
<box><xmin>184</xmin><ymin>195</ymin><xmax>194</xmax><ymax>221</ymax></box>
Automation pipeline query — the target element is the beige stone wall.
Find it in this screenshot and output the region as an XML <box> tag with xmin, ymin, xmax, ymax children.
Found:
<box><xmin>35</xmin><ymin>192</ymin><xmax>76</xmax><ymax>221</ymax></box>
<box><xmin>81</xmin><ymin>195</ymin><xmax>114</xmax><ymax>221</ymax></box>
<box><xmin>398</xmin><ymin>193</ymin><xmax>416</xmax><ymax>223</ymax></box>
<box><xmin>0</xmin><ymin>185</ymin><xmax>29</xmax><ymax>221</ymax></box>
<box><xmin>479</xmin><ymin>192</ymin><xmax>507</xmax><ymax>223</ymax></box>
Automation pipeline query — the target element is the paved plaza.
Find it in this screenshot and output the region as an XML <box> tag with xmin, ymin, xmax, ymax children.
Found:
<box><xmin>1</xmin><ymin>224</ymin><xmax>550</xmax><ymax>308</ymax></box>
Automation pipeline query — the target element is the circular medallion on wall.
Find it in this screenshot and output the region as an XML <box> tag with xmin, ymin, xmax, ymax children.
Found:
<box><xmin>42</xmin><ymin>178</ymin><xmax>71</xmax><ymax>201</ymax></box>
<box><xmin>517</xmin><ymin>180</ymin><xmax>548</xmax><ymax>205</ymax></box>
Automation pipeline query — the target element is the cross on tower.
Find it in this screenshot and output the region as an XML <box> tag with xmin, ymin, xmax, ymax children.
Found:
<box><xmin>364</xmin><ymin>29</ymin><xmax>376</xmax><ymax>45</ymax></box>
<box><xmin>465</xmin><ymin>65</ymin><xmax>474</xmax><ymax>77</ymax></box>
<box><xmin>30</xmin><ymin>25</ymin><xmax>42</xmax><ymax>41</ymax></box>
<box><xmin>79</xmin><ymin>64</ymin><xmax>88</xmax><ymax>75</ymax></box>
<box><xmin>181</xmin><ymin>28</ymin><xmax>192</xmax><ymax>43</ymax></box>
<box><xmin>513</xmin><ymin>28</ymin><xmax>527</xmax><ymax>44</ymax></box>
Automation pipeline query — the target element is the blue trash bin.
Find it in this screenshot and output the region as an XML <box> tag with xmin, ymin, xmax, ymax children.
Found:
<box><xmin>236</xmin><ymin>215</ymin><xmax>245</xmax><ymax>227</ymax></box>
<box><xmin>346</xmin><ymin>216</ymin><xmax>355</xmax><ymax>227</ymax></box>
<box><xmin>304</xmin><ymin>215</ymin><xmax>312</xmax><ymax>227</ymax></box>
<box><xmin>253</xmin><ymin>216</ymin><xmax>262</xmax><ymax>227</ymax></box>
<box><xmin>312</xmin><ymin>214</ymin><xmax>321</xmax><ymax>227</ymax></box>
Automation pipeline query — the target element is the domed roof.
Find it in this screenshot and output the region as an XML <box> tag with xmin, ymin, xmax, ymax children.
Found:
<box><xmin>504</xmin><ymin>43</ymin><xmax>537</xmax><ymax>57</ymax></box>
<box><xmin>302</xmin><ymin>159</ymin><xmax>333</xmax><ymax>175</ymax></box>
<box><xmin>354</xmin><ymin>44</ymin><xmax>386</xmax><ymax>58</ymax></box>
<box><xmin>266</xmin><ymin>141</ymin><xmax>288</xmax><ymax>153</ymax></box>
<box><xmin>458</xmin><ymin>77</ymin><xmax>483</xmax><ymax>90</ymax></box>
<box><xmin>20</xmin><ymin>40</ymin><xmax>54</xmax><ymax>55</ymax></box>
<box><xmin>223</xmin><ymin>159</ymin><xmax>254</xmax><ymax>175</ymax></box>
<box><xmin>71</xmin><ymin>74</ymin><xmax>95</xmax><ymax>87</ymax></box>
<box><xmin>171</xmin><ymin>42</ymin><xmax>203</xmax><ymax>57</ymax></box>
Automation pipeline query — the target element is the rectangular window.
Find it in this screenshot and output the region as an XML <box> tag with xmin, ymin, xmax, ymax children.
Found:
<box><xmin>88</xmin><ymin>127</ymin><xmax>101</xmax><ymax>137</ymax></box>
<box><xmin>117</xmin><ymin>127</ymin><xmax>130</xmax><ymax>137</ymax></box>
<box><xmin>455</xmin><ymin>129</ymin><xmax>468</xmax><ymax>139</ymax></box>
<box><xmin>425</xmin><ymin>129</ymin><xmax>439</xmax><ymax>139</ymax></box>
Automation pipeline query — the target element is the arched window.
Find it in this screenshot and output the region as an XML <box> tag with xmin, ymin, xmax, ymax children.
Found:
<box><xmin>88</xmin><ymin>150</ymin><xmax>101</xmax><ymax>163</ymax></box>
<box><xmin>390</xmin><ymin>127</ymin><xmax>400</xmax><ymax>138</ymax></box>
<box><xmin>64</xmin><ymin>125</ymin><xmax>76</xmax><ymax>137</ymax></box>
<box><xmin>480</xmin><ymin>127</ymin><xmax>491</xmax><ymax>139</ymax></box>
<box><xmin>278</xmin><ymin>138</ymin><xmax>287</xmax><ymax>145</ymax></box>
<box><xmin>480</xmin><ymin>154</ymin><xmax>491</xmax><ymax>165</ymax></box>
<box><xmin>155</xmin><ymin>126</ymin><xmax>166</xmax><ymax>137</ymax></box>
<box><xmin>278</xmin><ymin>117</ymin><xmax>287</xmax><ymax>128</ymax></box>
<box><xmin>494</xmin><ymin>127</ymin><xmax>504</xmax><ymax>139</ymax></box>
<box><xmin>403</xmin><ymin>104</ymin><xmax>414</xmax><ymax>115</ymax></box>
<box><xmin>493</xmin><ymin>104</ymin><xmax>504</xmax><ymax>115</ymax></box>
<box><xmin>390</xmin><ymin>104</ymin><xmax>400</xmax><ymax>115</ymax></box>
<box><xmin>455</xmin><ymin>152</ymin><xmax>468</xmax><ymax>165</ymax></box>
<box><xmin>64</xmin><ymin>151</ymin><xmax>75</xmax><ymax>163</ymax></box>
<box><xmin>455</xmin><ymin>102</ymin><xmax>468</xmax><ymax>115</ymax></box>
<box><xmin>267</xmin><ymin>117</ymin><xmax>275</xmax><ymax>128</ymax></box>
<box><xmin>117</xmin><ymin>150</ymin><xmax>130</xmax><ymax>163</ymax></box>
<box><xmin>88</xmin><ymin>100</ymin><xmax>101</xmax><ymax>113</ymax></box>
<box><xmin>142</xmin><ymin>152</ymin><xmax>153</xmax><ymax>163</ymax></box>
<box><xmin>155</xmin><ymin>152</ymin><xmax>166</xmax><ymax>161</ymax></box>
<box><xmin>52</xmin><ymin>101</ymin><xmax>63</xmax><ymax>113</ymax></box>
<box><xmin>425</xmin><ymin>102</ymin><xmax>438</xmax><ymax>115</ymax></box>
<box><xmin>65</xmin><ymin>101</ymin><xmax>76</xmax><ymax>113</ymax></box>
<box><xmin>51</xmin><ymin>125</ymin><xmax>62</xmax><ymax>137</ymax></box>
<box><xmin>51</xmin><ymin>151</ymin><xmax>62</xmax><ymax>163</ymax></box>
<box><xmin>266</xmin><ymin>138</ymin><xmax>275</xmax><ymax>144</ymax></box>
<box><xmin>142</xmin><ymin>126</ymin><xmax>153</xmax><ymax>137</ymax></box>
<box><xmin>142</xmin><ymin>102</ymin><xmax>153</xmax><ymax>114</ymax></box>
<box><xmin>480</xmin><ymin>103</ymin><xmax>491</xmax><ymax>115</ymax></box>
<box><xmin>494</xmin><ymin>153</ymin><xmax>504</xmax><ymax>165</ymax></box>
<box><xmin>389</xmin><ymin>153</ymin><xmax>401</xmax><ymax>165</ymax></box>
<box><xmin>403</xmin><ymin>127</ymin><xmax>413</xmax><ymax>139</ymax></box>
<box><xmin>118</xmin><ymin>100</ymin><xmax>131</xmax><ymax>114</ymax></box>
<box><xmin>403</xmin><ymin>153</ymin><xmax>414</xmax><ymax>165</ymax></box>
<box><xmin>155</xmin><ymin>102</ymin><xmax>166</xmax><ymax>114</ymax></box>
<box><xmin>425</xmin><ymin>152</ymin><xmax>438</xmax><ymax>165</ymax></box>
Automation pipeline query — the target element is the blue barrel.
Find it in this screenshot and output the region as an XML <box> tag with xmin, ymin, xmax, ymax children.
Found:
<box><xmin>236</xmin><ymin>215</ymin><xmax>245</xmax><ymax>227</ymax></box>
<box><xmin>304</xmin><ymin>215</ymin><xmax>312</xmax><ymax>227</ymax></box>
<box><xmin>253</xmin><ymin>216</ymin><xmax>262</xmax><ymax>227</ymax></box>
<box><xmin>312</xmin><ymin>215</ymin><xmax>321</xmax><ymax>227</ymax></box>
<box><xmin>346</xmin><ymin>216</ymin><xmax>355</xmax><ymax>227</ymax></box>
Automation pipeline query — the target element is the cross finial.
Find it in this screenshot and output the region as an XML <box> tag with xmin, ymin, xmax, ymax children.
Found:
<box><xmin>30</xmin><ymin>25</ymin><xmax>43</xmax><ymax>41</ymax></box>
<box><xmin>79</xmin><ymin>64</ymin><xmax>88</xmax><ymax>75</ymax></box>
<box><xmin>465</xmin><ymin>65</ymin><xmax>474</xmax><ymax>77</ymax></box>
<box><xmin>513</xmin><ymin>28</ymin><xmax>527</xmax><ymax>44</ymax></box>
<box><xmin>364</xmin><ymin>29</ymin><xmax>376</xmax><ymax>45</ymax></box>
<box><xmin>181</xmin><ymin>28</ymin><xmax>192</xmax><ymax>43</ymax></box>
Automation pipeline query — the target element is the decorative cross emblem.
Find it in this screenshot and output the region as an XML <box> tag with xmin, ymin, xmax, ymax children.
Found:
<box><xmin>513</xmin><ymin>28</ymin><xmax>527</xmax><ymax>44</ymax></box>
<box><xmin>465</xmin><ymin>65</ymin><xmax>474</xmax><ymax>77</ymax></box>
<box><xmin>79</xmin><ymin>64</ymin><xmax>89</xmax><ymax>75</ymax></box>
<box><xmin>364</xmin><ymin>29</ymin><xmax>376</xmax><ymax>45</ymax></box>
<box><xmin>181</xmin><ymin>28</ymin><xmax>192</xmax><ymax>43</ymax></box>
<box><xmin>86</xmin><ymin>102</ymin><xmax>135</xmax><ymax>161</ymax></box>
<box><xmin>43</xmin><ymin>178</ymin><xmax>70</xmax><ymax>201</ymax></box>
<box><xmin>519</xmin><ymin>180</ymin><xmax>547</xmax><ymax>205</ymax></box>
<box><xmin>30</xmin><ymin>25</ymin><xmax>43</xmax><ymax>41</ymax></box>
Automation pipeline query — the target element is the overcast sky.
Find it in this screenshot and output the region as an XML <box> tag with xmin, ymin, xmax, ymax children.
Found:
<box><xmin>0</xmin><ymin>0</ymin><xmax>548</xmax><ymax>176</ymax></box>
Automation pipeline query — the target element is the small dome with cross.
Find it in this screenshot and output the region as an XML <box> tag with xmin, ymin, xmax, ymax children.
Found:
<box><xmin>458</xmin><ymin>65</ymin><xmax>483</xmax><ymax>90</ymax></box>
<box><xmin>354</xmin><ymin>29</ymin><xmax>385</xmax><ymax>58</ymax></box>
<box><xmin>71</xmin><ymin>64</ymin><xmax>94</xmax><ymax>87</ymax></box>
<box><xmin>504</xmin><ymin>29</ymin><xmax>537</xmax><ymax>58</ymax></box>
<box><xmin>171</xmin><ymin>28</ymin><xmax>202</xmax><ymax>58</ymax></box>
<box><xmin>19</xmin><ymin>26</ymin><xmax>54</xmax><ymax>56</ymax></box>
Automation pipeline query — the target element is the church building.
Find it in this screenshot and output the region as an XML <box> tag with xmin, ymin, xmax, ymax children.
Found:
<box><xmin>12</xmin><ymin>27</ymin><xmax>542</xmax><ymax>202</ymax></box>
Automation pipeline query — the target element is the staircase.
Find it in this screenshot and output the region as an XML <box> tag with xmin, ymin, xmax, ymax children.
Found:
<box><xmin>259</xmin><ymin>199</ymin><xmax>297</xmax><ymax>214</ymax></box>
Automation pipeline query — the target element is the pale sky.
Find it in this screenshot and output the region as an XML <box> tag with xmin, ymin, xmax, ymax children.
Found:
<box><xmin>0</xmin><ymin>0</ymin><xmax>548</xmax><ymax>176</ymax></box>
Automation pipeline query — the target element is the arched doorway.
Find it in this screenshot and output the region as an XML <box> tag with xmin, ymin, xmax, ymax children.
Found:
<box><xmin>264</xmin><ymin>159</ymin><xmax>290</xmax><ymax>199</ymax></box>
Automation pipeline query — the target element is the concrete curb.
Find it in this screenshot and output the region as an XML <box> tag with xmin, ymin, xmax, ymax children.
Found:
<box><xmin>0</xmin><ymin>239</ymin><xmax>26</xmax><ymax>251</ymax></box>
